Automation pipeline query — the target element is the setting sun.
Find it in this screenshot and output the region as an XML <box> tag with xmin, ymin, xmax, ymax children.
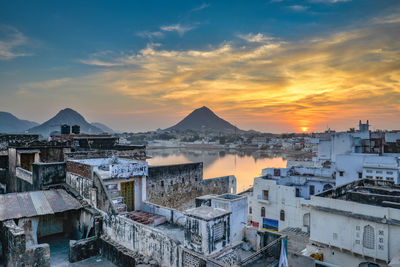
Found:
<box><xmin>301</xmin><ymin>127</ymin><xmax>309</xmax><ymax>132</ymax></box>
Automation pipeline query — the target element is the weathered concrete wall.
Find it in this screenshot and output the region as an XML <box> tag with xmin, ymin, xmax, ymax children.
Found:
<box><xmin>142</xmin><ymin>201</ymin><xmax>187</xmax><ymax>227</ymax></box>
<box><xmin>15</xmin><ymin>167</ymin><xmax>34</xmax><ymax>192</ymax></box>
<box><xmin>0</xmin><ymin>220</ymin><xmax>50</xmax><ymax>267</ymax></box>
<box><xmin>69</xmin><ymin>236</ymin><xmax>99</xmax><ymax>263</ymax></box>
<box><xmin>100</xmin><ymin>236</ymin><xmax>139</xmax><ymax>266</ymax></box>
<box><xmin>14</xmin><ymin>162</ymin><xmax>66</xmax><ymax>192</ymax></box>
<box><xmin>66</xmin><ymin>172</ymin><xmax>95</xmax><ymax>203</ymax></box>
<box><xmin>37</xmin><ymin>146</ymin><xmax>69</xmax><ymax>163</ymax></box>
<box><xmin>66</xmin><ymin>161</ymin><xmax>93</xmax><ymax>179</ymax></box>
<box><xmin>32</xmin><ymin>162</ymin><xmax>66</xmax><ymax>188</ymax></box>
<box><xmin>16</xmin><ymin>167</ymin><xmax>33</xmax><ymax>183</ymax></box>
<box><xmin>101</xmin><ymin>212</ymin><xmax>181</xmax><ymax>267</ymax></box>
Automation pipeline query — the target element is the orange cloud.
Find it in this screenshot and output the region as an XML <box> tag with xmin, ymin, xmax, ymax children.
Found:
<box><xmin>19</xmin><ymin>12</ymin><xmax>400</xmax><ymax>132</ymax></box>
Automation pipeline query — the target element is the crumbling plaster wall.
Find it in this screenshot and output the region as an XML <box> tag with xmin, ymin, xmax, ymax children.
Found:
<box><xmin>101</xmin><ymin>212</ymin><xmax>181</xmax><ymax>267</ymax></box>
<box><xmin>0</xmin><ymin>220</ymin><xmax>50</xmax><ymax>267</ymax></box>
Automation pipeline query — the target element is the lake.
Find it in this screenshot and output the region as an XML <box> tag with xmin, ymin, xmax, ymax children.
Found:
<box><xmin>147</xmin><ymin>148</ymin><xmax>288</xmax><ymax>192</ymax></box>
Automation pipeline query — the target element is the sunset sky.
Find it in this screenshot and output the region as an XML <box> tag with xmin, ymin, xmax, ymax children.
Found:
<box><xmin>0</xmin><ymin>0</ymin><xmax>399</xmax><ymax>133</ymax></box>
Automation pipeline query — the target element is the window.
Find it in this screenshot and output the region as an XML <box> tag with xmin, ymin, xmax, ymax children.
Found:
<box><xmin>161</xmin><ymin>180</ymin><xmax>164</xmax><ymax>187</ymax></box>
<box><xmin>363</xmin><ymin>225</ymin><xmax>375</xmax><ymax>249</ymax></box>
<box><xmin>366</xmin><ymin>176</ymin><xmax>373</xmax><ymax>179</ymax></box>
<box><xmin>263</xmin><ymin>190</ymin><xmax>269</xmax><ymax>200</ymax></box>
<box><xmin>387</xmin><ymin>177</ymin><xmax>394</xmax><ymax>181</ymax></box>
<box><xmin>261</xmin><ymin>207</ymin><xmax>265</xmax><ymax>217</ymax></box>
<box><xmin>376</xmin><ymin>176</ymin><xmax>383</xmax><ymax>180</ymax></box>
<box><xmin>387</xmin><ymin>171</ymin><xmax>393</xmax><ymax>175</ymax></box>
<box><xmin>249</xmin><ymin>207</ymin><xmax>252</xmax><ymax>214</ymax></box>
<box><xmin>280</xmin><ymin>210</ymin><xmax>285</xmax><ymax>221</ymax></box>
<box><xmin>295</xmin><ymin>188</ymin><xmax>300</xmax><ymax>197</ymax></box>
<box><xmin>182</xmin><ymin>178</ymin><xmax>184</xmax><ymax>183</ymax></box>
<box><xmin>309</xmin><ymin>185</ymin><xmax>315</xmax><ymax>195</ymax></box>
<box><xmin>358</xmin><ymin>172</ymin><xmax>363</xmax><ymax>179</ymax></box>
<box><xmin>366</xmin><ymin>170</ymin><xmax>373</xmax><ymax>173</ymax></box>
<box><xmin>339</xmin><ymin>171</ymin><xmax>344</xmax><ymax>177</ymax></box>
<box><xmin>376</xmin><ymin>170</ymin><xmax>383</xmax><ymax>174</ymax></box>
<box><xmin>213</xmin><ymin>222</ymin><xmax>225</xmax><ymax>242</ymax></box>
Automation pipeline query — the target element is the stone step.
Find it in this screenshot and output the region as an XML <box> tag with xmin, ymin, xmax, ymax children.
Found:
<box><xmin>108</xmin><ymin>190</ymin><xmax>121</xmax><ymax>198</ymax></box>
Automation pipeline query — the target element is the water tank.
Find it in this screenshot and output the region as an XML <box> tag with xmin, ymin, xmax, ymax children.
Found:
<box><xmin>61</xmin><ymin>124</ymin><xmax>71</xmax><ymax>135</ymax></box>
<box><xmin>72</xmin><ymin>125</ymin><xmax>81</xmax><ymax>134</ymax></box>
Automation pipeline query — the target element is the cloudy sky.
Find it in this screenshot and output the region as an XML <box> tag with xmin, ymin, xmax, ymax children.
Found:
<box><xmin>0</xmin><ymin>0</ymin><xmax>399</xmax><ymax>133</ymax></box>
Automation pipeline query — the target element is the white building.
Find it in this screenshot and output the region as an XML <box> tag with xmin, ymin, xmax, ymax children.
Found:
<box><xmin>248</xmin><ymin>175</ymin><xmax>334</xmax><ymax>233</ymax></box>
<box><xmin>335</xmin><ymin>154</ymin><xmax>400</xmax><ymax>185</ymax></box>
<box><xmin>307</xmin><ymin>179</ymin><xmax>400</xmax><ymax>267</ymax></box>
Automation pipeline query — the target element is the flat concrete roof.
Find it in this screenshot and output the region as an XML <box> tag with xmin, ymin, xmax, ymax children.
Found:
<box><xmin>185</xmin><ymin>206</ymin><xmax>231</xmax><ymax>221</ymax></box>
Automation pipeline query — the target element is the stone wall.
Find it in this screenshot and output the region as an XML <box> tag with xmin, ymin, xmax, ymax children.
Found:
<box><xmin>66</xmin><ymin>161</ymin><xmax>93</xmax><ymax>179</ymax></box>
<box><xmin>147</xmin><ymin>163</ymin><xmax>203</xmax><ymax>209</ymax></box>
<box><xmin>69</xmin><ymin>236</ymin><xmax>99</xmax><ymax>263</ymax></box>
<box><xmin>101</xmin><ymin>211</ymin><xmax>181</xmax><ymax>267</ymax></box>
<box><xmin>201</xmin><ymin>176</ymin><xmax>236</xmax><ymax>195</ymax></box>
<box><xmin>147</xmin><ymin>163</ymin><xmax>236</xmax><ymax>210</ymax></box>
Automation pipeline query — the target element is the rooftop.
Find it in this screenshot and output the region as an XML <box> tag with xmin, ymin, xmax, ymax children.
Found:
<box><xmin>69</xmin><ymin>157</ymin><xmax>137</xmax><ymax>166</ymax></box>
<box><xmin>185</xmin><ymin>206</ymin><xmax>231</xmax><ymax>221</ymax></box>
<box><xmin>0</xmin><ymin>189</ymin><xmax>82</xmax><ymax>221</ymax></box>
<box><xmin>316</xmin><ymin>179</ymin><xmax>400</xmax><ymax>209</ymax></box>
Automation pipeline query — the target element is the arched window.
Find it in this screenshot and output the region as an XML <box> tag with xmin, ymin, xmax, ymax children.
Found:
<box><xmin>363</xmin><ymin>225</ymin><xmax>375</xmax><ymax>249</ymax></box>
<box><xmin>249</xmin><ymin>207</ymin><xmax>252</xmax><ymax>214</ymax></box>
<box><xmin>261</xmin><ymin>207</ymin><xmax>265</xmax><ymax>217</ymax></box>
<box><xmin>280</xmin><ymin>210</ymin><xmax>285</xmax><ymax>221</ymax></box>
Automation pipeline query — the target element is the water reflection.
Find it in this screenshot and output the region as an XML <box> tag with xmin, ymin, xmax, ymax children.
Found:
<box><xmin>147</xmin><ymin>148</ymin><xmax>288</xmax><ymax>192</ymax></box>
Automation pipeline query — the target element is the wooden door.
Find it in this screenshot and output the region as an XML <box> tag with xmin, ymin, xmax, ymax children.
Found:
<box><xmin>121</xmin><ymin>181</ymin><xmax>135</xmax><ymax>211</ymax></box>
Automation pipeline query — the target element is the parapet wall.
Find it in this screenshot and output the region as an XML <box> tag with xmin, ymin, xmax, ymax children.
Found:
<box><xmin>101</xmin><ymin>212</ymin><xmax>181</xmax><ymax>267</ymax></box>
<box><xmin>14</xmin><ymin>162</ymin><xmax>66</xmax><ymax>192</ymax></box>
<box><xmin>147</xmin><ymin>163</ymin><xmax>236</xmax><ymax>209</ymax></box>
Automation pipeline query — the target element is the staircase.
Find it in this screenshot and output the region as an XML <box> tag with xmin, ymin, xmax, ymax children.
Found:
<box><xmin>105</xmin><ymin>185</ymin><xmax>128</xmax><ymax>214</ymax></box>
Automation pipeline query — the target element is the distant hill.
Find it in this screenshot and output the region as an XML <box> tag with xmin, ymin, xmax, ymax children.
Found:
<box><xmin>91</xmin><ymin>122</ymin><xmax>115</xmax><ymax>134</ymax></box>
<box><xmin>166</xmin><ymin>106</ymin><xmax>240</xmax><ymax>133</ymax></box>
<box><xmin>0</xmin><ymin>111</ymin><xmax>39</xmax><ymax>133</ymax></box>
<box><xmin>27</xmin><ymin>108</ymin><xmax>103</xmax><ymax>136</ymax></box>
